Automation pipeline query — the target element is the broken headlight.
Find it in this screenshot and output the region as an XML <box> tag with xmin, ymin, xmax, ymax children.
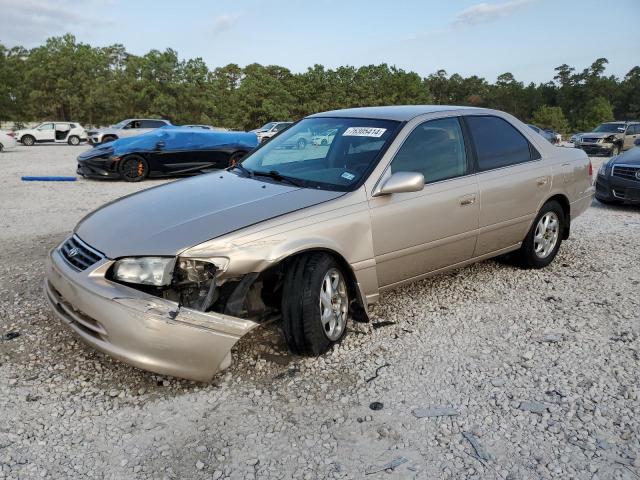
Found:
<box><xmin>170</xmin><ymin>258</ymin><xmax>228</xmax><ymax>311</ymax></box>
<box><xmin>112</xmin><ymin>257</ymin><xmax>175</xmax><ymax>286</ymax></box>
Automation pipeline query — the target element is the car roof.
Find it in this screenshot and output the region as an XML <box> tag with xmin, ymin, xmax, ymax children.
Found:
<box><xmin>308</xmin><ymin>105</ymin><xmax>483</xmax><ymax>122</ymax></box>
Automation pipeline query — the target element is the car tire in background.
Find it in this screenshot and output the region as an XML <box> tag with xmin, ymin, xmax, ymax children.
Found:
<box><xmin>228</xmin><ymin>151</ymin><xmax>246</xmax><ymax>168</ymax></box>
<box><xmin>102</xmin><ymin>135</ymin><xmax>117</xmax><ymax>144</ymax></box>
<box><xmin>119</xmin><ymin>155</ymin><xmax>149</xmax><ymax>182</ymax></box>
<box><xmin>67</xmin><ymin>135</ymin><xmax>80</xmax><ymax>146</ymax></box>
<box><xmin>22</xmin><ymin>135</ymin><xmax>35</xmax><ymax>146</ymax></box>
<box><xmin>282</xmin><ymin>253</ymin><xmax>349</xmax><ymax>355</ymax></box>
<box><xmin>517</xmin><ymin>200</ymin><xmax>564</xmax><ymax>269</ymax></box>
<box><xmin>297</xmin><ymin>138</ymin><xmax>307</xmax><ymax>150</ymax></box>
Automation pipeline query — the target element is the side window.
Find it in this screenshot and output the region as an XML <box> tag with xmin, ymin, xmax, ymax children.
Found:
<box><xmin>38</xmin><ymin>123</ymin><xmax>54</xmax><ymax>130</ymax></box>
<box><xmin>273</xmin><ymin>123</ymin><xmax>288</xmax><ymax>132</ymax></box>
<box><xmin>140</xmin><ymin>120</ymin><xmax>165</xmax><ymax>128</ymax></box>
<box><xmin>466</xmin><ymin>116</ymin><xmax>534</xmax><ymax>171</ymax></box>
<box><xmin>629</xmin><ymin>125</ymin><xmax>639</xmax><ymax>135</ymax></box>
<box><xmin>390</xmin><ymin>117</ymin><xmax>468</xmax><ymax>184</ymax></box>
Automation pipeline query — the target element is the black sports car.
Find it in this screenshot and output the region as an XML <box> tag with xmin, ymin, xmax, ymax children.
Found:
<box><xmin>77</xmin><ymin>127</ymin><xmax>258</xmax><ymax>182</ymax></box>
<box><xmin>595</xmin><ymin>139</ymin><xmax>640</xmax><ymax>205</ymax></box>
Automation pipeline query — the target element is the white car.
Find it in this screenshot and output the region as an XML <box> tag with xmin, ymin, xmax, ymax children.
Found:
<box><xmin>0</xmin><ymin>131</ymin><xmax>17</xmax><ymax>151</ymax></box>
<box><xmin>15</xmin><ymin>122</ymin><xmax>87</xmax><ymax>146</ymax></box>
<box><xmin>87</xmin><ymin>119</ymin><xmax>171</xmax><ymax>145</ymax></box>
<box><xmin>311</xmin><ymin>128</ymin><xmax>338</xmax><ymax>146</ymax></box>
<box><xmin>251</xmin><ymin>122</ymin><xmax>292</xmax><ymax>143</ymax></box>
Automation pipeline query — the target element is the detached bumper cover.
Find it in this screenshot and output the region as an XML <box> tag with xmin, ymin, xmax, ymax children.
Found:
<box><xmin>44</xmin><ymin>247</ymin><xmax>258</xmax><ymax>381</ymax></box>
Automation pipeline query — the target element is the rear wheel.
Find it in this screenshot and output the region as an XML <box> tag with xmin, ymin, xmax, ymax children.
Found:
<box><xmin>102</xmin><ymin>135</ymin><xmax>117</xmax><ymax>144</ymax></box>
<box><xmin>119</xmin><ymin>155</ymin><xmax>149</xmax><ymax>182</ymax></box>
<box><xmin>67</xmin><ymin>135</ymin><xmax>80</xmax><ymax>146</ymax></box>
<box><xmin>22</xmin><ymin>135</ymin><xmax>35</xmax><ymax>146</ymax></box>
<box><xmin>517</xmin><ymin>200</ymin><xmax>564</xmax><ymax>269</ymax></box>
<box><xmin>282</xmin><ymin>253</ymin><xmax>349</xmax><ymax>355</ymax></box>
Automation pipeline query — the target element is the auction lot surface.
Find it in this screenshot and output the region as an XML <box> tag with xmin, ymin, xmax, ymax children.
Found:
<box><xmin>1</xmin><ymin>145</ymin><xmax>639</xmax><ymax>479</ymax></box>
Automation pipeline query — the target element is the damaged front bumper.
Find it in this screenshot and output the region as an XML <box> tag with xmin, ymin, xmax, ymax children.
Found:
<box><xmin>44</xmin><ymin>247</ymin><xmax>258</xmax><ymax>381</ymax></box>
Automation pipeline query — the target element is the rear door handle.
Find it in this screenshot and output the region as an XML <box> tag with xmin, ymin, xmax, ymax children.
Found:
<box><xmin>459</xmin><ymin>194</ymin><xmax>476</xmax><ymax>206</ymax></box>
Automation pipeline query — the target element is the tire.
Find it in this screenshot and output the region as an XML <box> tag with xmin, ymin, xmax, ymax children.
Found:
<box><xmin>281</xmin><ymin>253</ymin><xmax>349</xmax><ymax>355</ymax></box>
<box><xmin>228</xmin><ymin>151</ymin><xmax>246</xmax><ymax>168</ymax></box>
<box><xmin>517</xmin><ymin>200</ymin><xmax>564</xmax><ymax>269</ymax></box>
<box><xmin>67</xmin><ymin>135</ymin><xmax>80</xmax><ymax>146</ymax></box>
<box><xmin>102</xmin><ymin>135</ymin><xmax>117</xmax><ymax>144</ymax></box>
<box><xmin>610</xmin><ymin>144</ymin><xmax>620</xmax><ymax>156</ymax></box>
<box><xmin>297</xmin><ymin>138</ymin><xmax>307</xmax><ymax>150</ymax></box>
<box><xmin>119</xmin><ymin>155</ymin><xmax>149</xmax><ymax>182</ymax></box>
<box><xmin>22</xmin><ymin>135</ymin><xmax>35</xmax><ymax>146</ymax></box>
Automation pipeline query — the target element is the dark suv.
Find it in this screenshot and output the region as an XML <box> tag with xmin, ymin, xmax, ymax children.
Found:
<box><xmin>576</xmin><ymin>121</ymin><xmax>640</xmax><ymax>156</ymax></box>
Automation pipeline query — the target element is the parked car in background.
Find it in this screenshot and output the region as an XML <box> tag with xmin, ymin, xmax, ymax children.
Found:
<box><xmin>77</xmin><ymin>126</ymin><xmax>257</xmax><ymax>182</ymax></box>
<box><xmin>527</xmin><ymin>124</ymin><xmax>557</xmax><ymax>144</ymax></box>
<box><xmin>595</xmin><ymin>138</ymin><xmax>640</xmax><ymax>204</ymax></box>
<box><xmin>46</xmin><ymin>105</ymin><xmax>594</xmax><ymax>381</ymax></box>
<box><xmin>575</xmin><ymin>121</ymin><xmax>640</xmax><ymax>156</ymax></box>
<box><xmin>312</xmin><ymin>128</ymin><xmax>338</xmax><ymax>146</ymax></box>
<box><xmin>544</xmin><ymin>129</ymin><xmax>562</xmax><ymax>144</ymax></box>
<box><xmin>278</xmin><ymin>126</ymin><xmax>313</xmax><ymax>149</ymax></box>
<box><xmin>87</xmin><ymin>119</ymin><xmax>171</xmax><ymax>145</ymax></box>
<box><xmin>0</xmin><ymin>131</ymin><xmax>17</xmax><ymax>151</ymax></box>
<box><xmin>570</xmin><ymin>133</ymin><xmax>583</xmax><ymax>144</ymax></box>
<box><xmin>251</xmin><ymin>121</ymin><xmax>292</xmax><ymax>143</ymax></box>
<box><xmin>15</xmin><ymin>122</ymin><xmax>87</xmax><ymax>146</ymax></box>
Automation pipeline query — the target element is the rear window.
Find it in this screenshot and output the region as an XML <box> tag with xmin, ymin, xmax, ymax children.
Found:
<box><xmin>466</xmin><ymin>116</ymin><xmax>536</xmax><ymax>171</ymax></box>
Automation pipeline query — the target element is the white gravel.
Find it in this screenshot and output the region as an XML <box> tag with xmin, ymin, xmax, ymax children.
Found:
<box><xmin>1</xmin><ymin>145</ymin><xmax>639</xmax><ymax>479</ymax></box>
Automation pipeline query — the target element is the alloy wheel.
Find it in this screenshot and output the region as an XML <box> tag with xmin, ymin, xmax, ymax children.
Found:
<box><xmin>319</xmin><ymin>268</ymin><xmax>348</xmax><ymax>341</ymax></box>
<box><xmin>533</xmin><ymin>212</ymin><xmax>559</xmax><ymax>259</ymax></box>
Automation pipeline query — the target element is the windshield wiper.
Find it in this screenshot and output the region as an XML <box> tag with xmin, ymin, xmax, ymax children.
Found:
<box><xmin>228</xmin><ymin>163</ymin><xmax>253</xmax><ymax>177</ymax></box>
<box><xmin>253</xmin><ymin>170</ymin><xmax>304</xmax><ymax>187</ymax></box>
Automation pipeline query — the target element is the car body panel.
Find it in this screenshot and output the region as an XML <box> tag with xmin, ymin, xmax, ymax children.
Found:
<box><xmin>46</xmin><ymin>105</ymin><xmax>594</xmax><ymax>381</ymax></box>
<box><xmin>0</xmin><ymin>131</ymin><xmax>17</xmax><ymax>150</ymax></box>
<box><xmin>87</xmin><ymin>119</ymin><xmax>171</xmax><ymax>144</ymax></box>
<box><xmin>77</xmin><ymin>127</ymin><xmax>258</xmax><ymax>180</ymax></box>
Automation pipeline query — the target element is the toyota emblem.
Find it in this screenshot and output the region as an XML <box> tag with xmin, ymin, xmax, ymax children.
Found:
<box><xmin>68</xmin><ymin>247</ymin><xmax>79</xmax><ymax>257</ymax></box>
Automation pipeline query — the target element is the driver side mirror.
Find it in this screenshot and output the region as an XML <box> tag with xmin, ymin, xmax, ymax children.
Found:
<box><xmin>373</xmin><ymin>171</ymin><xmax>425</xmax><ymax>197</ymax></box>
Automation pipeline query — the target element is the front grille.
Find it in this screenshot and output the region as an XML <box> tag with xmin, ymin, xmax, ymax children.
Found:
<box><xmin>581</xmin><ymin>138</ymin><xmax>599</xmax><ymax>143</ymax></box>
<box><xmin>59</xmin><ymin>235</ymin><xmax>103</xmax><ymax>270</ymax></box>
<box><xmin>612</xmin><ymin>165</ymin><xmax>640</xmax><ymax>181</ymax></box>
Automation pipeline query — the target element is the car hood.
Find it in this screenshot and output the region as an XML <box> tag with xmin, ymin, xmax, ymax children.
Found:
<box><xmin>581</xmin><ymin>132</ymin><xmax>621</xmax><ymax>139</ymax></box>
<box><xmin>611</xmin><ymin>147</ymin><xmax>640</xmax><ymax>166</ymax></box>
<box><xmin>75</xmin><ymin>171</ymin><xmax>344</xmax><ymax>258</ymax></box>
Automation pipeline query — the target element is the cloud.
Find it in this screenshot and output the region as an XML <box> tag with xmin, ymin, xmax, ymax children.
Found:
<box><xmin>211</xmin><ymin>13</ymin><xmax>243</xmax><ymax>36</ymax></box>
<box><xmin>453</xmin><ymin>0</ymin><xmax>532</xmax><ymax>27</ymax></box>
<box><xmin>0</xmin><ymin>0</ymin><xmax>113</xmax><ymax>46</ymax></box>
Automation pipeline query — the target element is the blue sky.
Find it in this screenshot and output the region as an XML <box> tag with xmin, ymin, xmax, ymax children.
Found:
<box><xmin>1</xmin><ymin>0</ymin><xmax>638</xmax><ymax>83</ymax></box>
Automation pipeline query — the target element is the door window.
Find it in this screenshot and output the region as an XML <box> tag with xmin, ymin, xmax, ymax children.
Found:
<box><xmin>466</xmin><ymin>116</ymin><xmax>535</xmax><ymax>171</ymax></box>
<box><xmin>38</xmin><ymin>123</ymin><xmax>54</xmax><ymax>130</ymax></box>
<box><xmin>390</xmin><ymin>117</ymin><xmax>468</xmax><ymax>184</ymax></box>
<box><xmin>140</xmin><ymin>120</ymin><xmax>166</xmax><ymax>128</ymax></box>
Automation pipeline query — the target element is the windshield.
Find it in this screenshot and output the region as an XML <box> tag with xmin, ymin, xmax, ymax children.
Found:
<box><xmin>594</xmin><ymin>123</ymin><xmax>624</xmax><ymax>133</ymax></box>
<box><xmin>112</xmin><ymin>120</ymin><xmax>129</xmax><ymax>129</ymax></box>
<box><xmin>240</xmin><ymin>117</ymin><xmax>401</xmax><ymax>191</ymax></box>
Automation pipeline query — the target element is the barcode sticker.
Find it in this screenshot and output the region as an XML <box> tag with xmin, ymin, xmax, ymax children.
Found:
<box><xmin>343</xmin><ymin>127</ymin><xmax>386</xmax><ymax>137</ymax></box>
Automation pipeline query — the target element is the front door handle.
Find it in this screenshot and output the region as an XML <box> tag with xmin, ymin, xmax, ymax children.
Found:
<box><xmin>459</xmin><ymin>194</ymin><xmax>476</xmax><ymax>206</ymax></box>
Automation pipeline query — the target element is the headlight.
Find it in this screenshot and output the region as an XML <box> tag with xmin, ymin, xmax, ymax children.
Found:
<box><xmin>598</xmin><ymin>162</ymin><xmax>608</xmax><ymax>176</ymax></box>
<box><xmin>112</xmin><ymin>257</ymin><xmax>175</xmax><ymax>286</ymax></box>
<box><xmin>170</xmin><ymin>258</ymin><xmax>228</xmax><ymax>311</ymax></box>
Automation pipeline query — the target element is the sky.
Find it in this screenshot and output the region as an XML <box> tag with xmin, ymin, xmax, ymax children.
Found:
<box><xmin>1</xmin><ymin>0</ymin><xmax>638</xmax><ymax>84</ymax></box>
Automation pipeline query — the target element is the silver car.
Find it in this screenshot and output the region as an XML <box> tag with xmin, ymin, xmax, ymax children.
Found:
<box><xmin>87</xmin><ymin>118</ymin><xmax>171</xmax><ymax>145</ymax></box>
<box><xmin>45</xmin><ymin>106</ymin><xmax>594</xmax><ymax>381</ymax></box>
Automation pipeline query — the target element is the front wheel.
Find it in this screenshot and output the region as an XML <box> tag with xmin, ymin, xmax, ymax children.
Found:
<box><xmin>22</xmin><ymin>135</ymin><xmax>35</xmax><ymax>146</ymax></box>
<box><xmin>517</xmin><ymin>200</ymin><xmax>564</xmax><ymax>269</ymax></box>
<box><xmin>67</xmin><ymin>135</ymin><xmax>80</xmax><ymax>146</ymax></box>
<box><xmin>119</xmin><ymin>155</ymin><xmax>149</xmax><ymax>182</ymax></box>
<box><xmin>282</xmin><ymin>253</ymin><xmax>349</xmax><ymax>355</ymax></box>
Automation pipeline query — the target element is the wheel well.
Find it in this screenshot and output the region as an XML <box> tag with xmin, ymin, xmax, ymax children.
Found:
<box><xmin>545</xmin><ymin>194</ymin><xmax>571</xmax><ymax>239</ymax></box>
<box><xmin>256</xmin><ymin>248</ymin><xmax>369</xmax><ymax>322</ymax></box>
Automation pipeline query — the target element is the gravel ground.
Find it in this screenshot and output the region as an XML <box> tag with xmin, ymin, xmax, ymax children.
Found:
<box><xmin>1</xmin><ymin>145</ymin><xmax>638</xmax><ymax>479</ymax></box>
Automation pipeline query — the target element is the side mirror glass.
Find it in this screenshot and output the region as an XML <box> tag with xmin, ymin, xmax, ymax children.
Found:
<box><xmin>374</xmin><ymin>171</ymin><xmax>425</xmax><ymax>196</ymax></box>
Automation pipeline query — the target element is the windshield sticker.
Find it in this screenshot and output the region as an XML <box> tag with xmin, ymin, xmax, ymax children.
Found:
<box><xmin>343</xmin><ymin>127</ymin><xmax>387</xmax><ymax>138</ymax></box>
<box><xmin>341</xmin><ymin>172</ymin><xmax>356</xmax><ymax>181</ymax></box>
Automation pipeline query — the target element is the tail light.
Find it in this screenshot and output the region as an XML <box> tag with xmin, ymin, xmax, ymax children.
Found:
<box><xmin>588</xmin><ymin>161</ymin><xmax>593</xmax><ymax>178</ymax></box>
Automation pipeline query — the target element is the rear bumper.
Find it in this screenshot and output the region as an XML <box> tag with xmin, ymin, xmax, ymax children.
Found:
<box><xmin>44</xmin><ymin>246</ymin><xmax>258</xmax><ymax>381</ymax></box>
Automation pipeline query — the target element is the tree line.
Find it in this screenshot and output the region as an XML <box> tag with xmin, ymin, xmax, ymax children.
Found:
<box><xmin>1</xmin><ymin>34</ymin><xmax>638</xmax><ymax>133</ymax></box>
